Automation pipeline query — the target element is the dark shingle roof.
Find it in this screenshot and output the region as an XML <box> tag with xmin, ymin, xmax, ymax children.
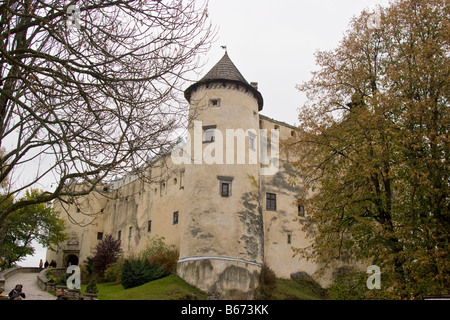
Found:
<box><xmin>200</xmin><ymin>52</ymin><xmax>248</xmax><ymax>83</ymax></box>
<box><xmin>184</xmin><ymin>52</ymin><xmax>263</xmax><ymax>111</ymax></box>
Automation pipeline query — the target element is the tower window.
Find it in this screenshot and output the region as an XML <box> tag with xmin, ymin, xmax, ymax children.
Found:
<box><xmin>173</xmin><ymin>211</ymin><xmax>179</xmax><ymax>225</ymax></box>
<box><xmin>97</xmin><ymin>232</ymin><xmax>103</xmax><ymax>240</ymax></box>
<box><xmin>180</xmin><ymin>170</ymin><xmax>185</xmax><ymax>189</ymax></box>
<box><xmin>147</xmin><ymin>220</ymin><xmax>152</xmax><ymax>233</ymax></box>
<box><xmin>218</xmin><ymin>176</ymin><xmax>233</xmax><ymax>197</ymax></box>
<box><xmin>209</xmin><ymin>98</ymin><xmax>221</xmax><ymax>107</ymax></box>
<box><xmin>221</xmin><ymin>182</ymin><xmax>230</xmax><ymax>197</ymax></box>
<box><xmin>203</xmin><ymin>125</ymin><xmax>217</xmax><ymax>143</ymax></box>
<box><xmin>128</xmin><ymin>226</ymin><xmax>133</xmax><ymax>238</ymax></box>
<box><xmin>266</xmin><ymin>193</ymin><xmax>277</xmax><ymax>211</ymax></box>
<box><xmin>287</xmin><ymin>234</ymin><xmax>292</xmax><ymax>244</ymax></box>
<box><xmin>118</xmin><ymin>230</ymin><xmax>121</xmax><ymax>240</ymax></box>
<box><xmin>298</xmin><ymin>205</ymin><xmax>305</xmax><ymax>217</ymax></box>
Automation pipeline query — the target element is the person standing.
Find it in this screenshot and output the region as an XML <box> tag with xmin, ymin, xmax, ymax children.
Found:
<box><xmin>39</xmin><ymin>259</ymin><xmax>43</xmax><ymax>269</ymax></box>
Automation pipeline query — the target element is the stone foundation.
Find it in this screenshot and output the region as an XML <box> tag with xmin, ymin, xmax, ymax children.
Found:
<box><xmin>177</xmin><ymin>257</ymin><xmax>261</xmax><ymax>299</ymax></box>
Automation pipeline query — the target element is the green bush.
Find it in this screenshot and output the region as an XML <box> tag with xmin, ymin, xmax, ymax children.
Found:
<box><xmin>85</xmin><ymin>279</ymin><xmax>98</xmax><ymax>294</ymax></box>
<box><xmin>254</xmin><ymin>264</ymin><xmax>277</xmax><ymax>299</ymax></box>
<box><xmin>104</xmin><ymin>260</ymin><xmax>124</xmax><ymax>284</ymax></box>
<box><xmin>121</xmin><ymin>258</ymin><xmax>166</xmax><ymax>289</ymax></box>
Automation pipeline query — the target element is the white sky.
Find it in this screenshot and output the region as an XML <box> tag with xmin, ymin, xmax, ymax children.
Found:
<box><xmin>199</xmin><ymin>0</ymin><xmax>390</xmax><ymax>126</ymax></box>
<box><xmin>19</xmin><ymin>0</ymin><xmax>390</xmax><ymax>267</ymax></box>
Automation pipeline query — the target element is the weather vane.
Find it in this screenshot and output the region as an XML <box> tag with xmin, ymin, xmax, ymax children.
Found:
<box><xmin>221</xmin><ymin>45</ymin><xmax>227</xmax><ymax>52</ymax></box>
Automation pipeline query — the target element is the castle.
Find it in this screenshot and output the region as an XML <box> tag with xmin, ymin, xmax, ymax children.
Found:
<box><xmin>46</xmin><ymin>52</ymin><xmax>329</xmax><ymax>297</ymax></box>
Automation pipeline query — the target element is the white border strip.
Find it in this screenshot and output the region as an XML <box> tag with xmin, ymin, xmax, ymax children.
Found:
<box><xmin>178</xmin><ymin>256</ymin><xmax>262</xmax><ymax>267</ymax></box>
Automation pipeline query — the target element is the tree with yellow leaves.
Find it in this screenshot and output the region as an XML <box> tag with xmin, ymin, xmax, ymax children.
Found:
<box><xmin>292</xmin><ymin>0</ymin><xmax>449</xmax><ymax>299</ymax></box>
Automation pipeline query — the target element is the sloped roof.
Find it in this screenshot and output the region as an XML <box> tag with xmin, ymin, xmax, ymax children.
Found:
<box><xmin>200</xmin><ymin>52</ymin><xmax>248</xmax><ymax>83</ymax></box>
<box><xmin>184</xmin><ymin>52</ymin><xmax>263</xmax><ymax>111</ymax></box>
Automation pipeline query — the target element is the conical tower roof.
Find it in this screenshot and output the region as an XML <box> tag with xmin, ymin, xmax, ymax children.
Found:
<box><xmin>184</xmin><ymin>52</ymin><xmax>263</xmax><ymax>111</ymax></box>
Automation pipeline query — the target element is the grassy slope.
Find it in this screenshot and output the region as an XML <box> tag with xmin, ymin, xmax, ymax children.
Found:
<box><xmin>81</xmin><ymin>274</ymin><xmax>327</xmax><ymax>300</ymax></box>
<box><xmin>82</xmin><ymin>274</ymin><xmax>207</xmax><ymax>300</ymax></box>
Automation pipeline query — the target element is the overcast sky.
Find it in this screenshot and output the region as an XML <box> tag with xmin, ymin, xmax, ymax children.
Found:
<box><xmin>199</xmin><ymin>0</ymin><xmax>391</xmax><ymax>126</ymax></box>
<box><xmin>20</xmin><ymin>0</ymin><xmax>391</xmax><ymax>267</ymax></box>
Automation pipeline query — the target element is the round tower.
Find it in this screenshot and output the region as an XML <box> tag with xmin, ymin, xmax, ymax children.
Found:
<box><xmin>177</xmin><ymin>52</ymin><xmax>264</xmax><ymax>297</ymax></box>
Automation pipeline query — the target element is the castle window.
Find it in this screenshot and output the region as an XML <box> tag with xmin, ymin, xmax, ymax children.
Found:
<box><xmin>218</xmin><ymin>176</ymin><xmax>233</xmax><ymax>197</ymax></box>
<box><xmin>298</xmin><ymin>205</ymin><xmax>305</xmax><ymax>217</ymax></box>
<box><xmin>173</xmin><ymin>211</ymin><xmax>179</xmax><ymax>225</ymax></box>
<box><xmin>274</xmin><ymin>125</ymin><xmax>280</xmax><ymax>130</ymax></box>
<box><xmin>203</xmin><ymin>128</ymin><xmax>216</xmax><ymax>142</ymax></box>
<box><xmin>147</xmin><ymin>220</ymin><xmax>152</xmax><ymax>233</ymax></box>
<box><xmin>128</xmin><ymin>226</ymin><xmax>133</xmax><ymax>238</ymax></box>
<box><xmin>291</xmin><ymin>130</ymin><xmax>296</xmax><ymax>137</ymax></box>
<box><xmin>221</xmin><ymin>182</ymin><xmax>230</xmax><ymax>197</ymax></box>
<box><xmin>97</xmin><ymin>232</ymin><xmax>103</xmax><ymax>240</ymax></box>
<box><xmin>287</xmin><ymin>234</ymin><xmax>292</xmax><ymax>244</ymax></box>
<box><xmin>160</xmin><ymin>181</ymin><xmax>166</xmax><ymax>196</ymax></box>
<box><xmin>266</xmin><ymin>193</ymin><xmax>277</xmax><ymax>211</ymax></box>
<box><xmin>209</xmin><ymin>98</ymin><xmax>221</xmax><ymax>107</ymax></box>
<box><xmin>180</xmin><ymin>170</ymin><xmax>185</xmax><ymax>189</ymax></box>
<box><xmin>118</xmin><ymin>230</ymin><xmax>121</xmax><ymax>240</ymax></box>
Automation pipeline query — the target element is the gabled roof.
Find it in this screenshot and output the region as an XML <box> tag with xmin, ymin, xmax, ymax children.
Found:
<box><xmin>184</xmin><ymin>52</ymin><xmax>263</xmax><ymax>111</ymax></box>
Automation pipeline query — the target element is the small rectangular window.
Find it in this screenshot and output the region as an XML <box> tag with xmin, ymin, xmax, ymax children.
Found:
<box><xmin>209</xmin><ymin>98</ymin><xmax>221</xmax><ymax>107</ymax></box>
<box><xmin>128</xmin><ymin>226</ymin><xmax>133</xmax><ymax>238</ymax></box>
<box><xmin>287</xmin><ymin>234</ymin><xmax>292</xmax><ymax>244</ymax></box>
<box><xmin>298</xmin><ymin>205</ymin><xmax>305</xmax><ymax>217</ymax></box>
<box><xmin>180</xmin><ymin>170</ymin><xmax>185</xmax><ymax>189</ymax></box>
<box><xmin>221</xmin><ymin>182</ymin><xmax>230</xmax><ymax>197</ymax></box>
<box><xmin>97</xmin><ymin>232</ymin><xmax>103</xmax><ymax>240</ymax></box>
<box><xmin>173</xmin><ymin>211</ymin><xmax>179</xmax><ymax>225</ymax></box>
<box><xmin>118</xmin><ymin>230</ymin><xmax>121</xmax><ymax>240</ymax></box>
<box><xmin>147</xmin><ymin>220</ymin><xmax>152</xmax><ymax>233</ymax></box>
<box><xmin>266</xmin><ymin>193</ymin><xmax>277</xmax><ymax>211</ymax></box>
<box><xmin>203</xmin><ymin>128</ymin><xmax>215</xmax><ymax>142</ymax></box>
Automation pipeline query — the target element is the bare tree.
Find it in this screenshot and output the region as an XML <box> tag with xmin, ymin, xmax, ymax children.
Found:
<box><xmin>0</xmin><ymin>0</ymin><xmax>214</xmax><ymax>236</ymax></box>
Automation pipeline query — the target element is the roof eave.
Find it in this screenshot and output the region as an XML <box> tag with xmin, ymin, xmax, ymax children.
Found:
<box><xmin>184</xmin><ymin>78</ymin><xmax>263</xmax><ymax>111</ymax></box>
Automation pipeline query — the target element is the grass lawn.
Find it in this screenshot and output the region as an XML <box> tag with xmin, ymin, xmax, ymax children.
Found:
<box><xmin>81</xmin><ymin>274</ymin><xmax>207</xmax><ymax>300</ymax></box>
<box><xmin>79</xmin><ymin>274</ymin><xmax>327</xmax><ymax>300</ymax></box>
<box><xmin>270</xmin><ymin>278</ymin><xmax>328</xmax><ymax>300</ymax></box>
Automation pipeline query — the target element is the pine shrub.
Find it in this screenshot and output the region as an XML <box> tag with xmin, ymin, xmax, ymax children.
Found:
<box><xmin>121</xmin><ymin>258</ymin><xmax>165</xmax><ymax>289</ymax></box>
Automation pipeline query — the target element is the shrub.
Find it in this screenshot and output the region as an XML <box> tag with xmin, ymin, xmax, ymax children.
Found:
<box><xmin>85</xmin><ymin>279</ymin><xmax>98</xmax><ymax>294</ymax></box>
<box><xmin>104</xmin><ymin>260</ymin><xmax>124</xmax><ymax>284</ymax></box>
<box><xmin>121</xmin><ymin>258</ymin><xmax>165</xmax><ymax>289</ymax></box>
<box><xmin>141</xmin><ymin>236</ymin><xmax>176</xmax><ymax>258</ymax></box>
<box><xmin>148</xmin><ymin>249</ymin><xmax>179</xmax><ymax>276</ymax></box>
<box><xmin>254</xmin><ymin>264</ymin><xmax>277</xmax><ymax>299</ymax></box>
<box><xmin>92</xmin><ymin>234</ymin><xmax>122</xmax><ymax>277</ymax></box>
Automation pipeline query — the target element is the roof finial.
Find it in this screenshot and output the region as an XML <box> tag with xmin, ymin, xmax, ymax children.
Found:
<box><xmin>220</xmin><ymin>45</ymin><xmax>227</xmax><ymax>53</ymax></box>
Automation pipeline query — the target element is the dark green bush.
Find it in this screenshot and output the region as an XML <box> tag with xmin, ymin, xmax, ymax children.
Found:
<box><xmin>85</xmin><ymin>279</ymin><xmax>98</xmax><ymax>294</ymax></box>
<box><xmin>121</xmin><ymin>258</ymin><xmax>165</xmax><ymax>289</ymax></box>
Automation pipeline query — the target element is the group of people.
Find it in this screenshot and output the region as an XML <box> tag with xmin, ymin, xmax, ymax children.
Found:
<box><xmin>39</xmin><ymin>259</ymin><xmax>57</xmax><ymax>269</ymax></box>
